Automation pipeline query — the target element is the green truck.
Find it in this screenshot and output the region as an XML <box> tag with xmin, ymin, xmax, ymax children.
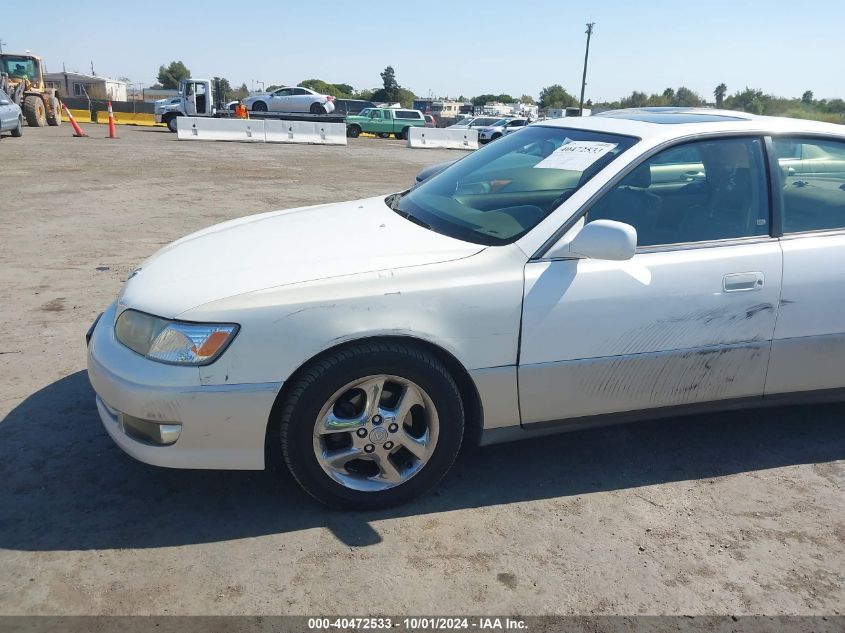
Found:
<box><xmin>345</xmin><ymin>107</ymin><xmax>426</xmax><ymax>139</ymax></box>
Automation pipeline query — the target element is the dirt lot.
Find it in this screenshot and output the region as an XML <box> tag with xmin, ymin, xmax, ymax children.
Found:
<box><xmin>0</xmin><ymin>124</ymin><xmax>843</xmax><ymax>616</ymax></box>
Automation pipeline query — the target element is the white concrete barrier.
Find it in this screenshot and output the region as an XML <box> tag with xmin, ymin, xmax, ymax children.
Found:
<box><xmin>177</xmin><ymin>117</ymin><xmax>265</xmax><ymax>142</ymax></box>
<box><xmin>264</xmin><ymin>120</ymin><xmax>347</xmax><ymax>145</ymax></box>
<box><xmin>407</xmin><ymin>127</ymin><xmax>478</xmax><ymax>150</ymax></box>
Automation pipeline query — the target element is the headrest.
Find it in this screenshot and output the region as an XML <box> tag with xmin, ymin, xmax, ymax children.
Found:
<box><xmin>626</xmin><ymin>163</ymin><xmax>652</xmax><ymax>189</ymax></box>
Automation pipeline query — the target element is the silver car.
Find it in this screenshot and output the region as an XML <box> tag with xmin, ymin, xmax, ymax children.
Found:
<box><xmin>244</xmin><ymin>86</ymin><xmax>336</xmax><ymax>115</ymax></box>
<box><xmin>0</xmin><ymin>89</ymin><xmax>23</xmax><ymax>137</ymax></box>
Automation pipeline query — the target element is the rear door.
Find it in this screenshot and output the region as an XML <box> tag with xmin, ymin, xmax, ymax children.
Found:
<box><xmin>765</xmin><ymin>136</ymin><xmax>845</xmax><ymax>395</ymax></box>
<box><xmin>292</xmin><ymin>88</ymin><xmax>313</xmax><ymax>112</ymax></box>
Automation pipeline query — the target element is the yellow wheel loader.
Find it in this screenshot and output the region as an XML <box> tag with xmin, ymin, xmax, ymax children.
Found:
<box><xmin>0</xmin><ymin>53</ymin><xmax>61</xmax><ymax>127</ymax></box>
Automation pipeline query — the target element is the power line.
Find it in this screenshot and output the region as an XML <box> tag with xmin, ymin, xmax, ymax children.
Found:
<box><xmin>579</xmin><ymin>22</ymin><xmax>595</xmax><ymax>116</ymax></box>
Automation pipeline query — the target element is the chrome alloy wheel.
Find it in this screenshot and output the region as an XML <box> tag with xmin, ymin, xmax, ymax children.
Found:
<box><xmin>312</xmin><ymin>374</ymin><xmax>439</xmax><ymax>492</ymax></box>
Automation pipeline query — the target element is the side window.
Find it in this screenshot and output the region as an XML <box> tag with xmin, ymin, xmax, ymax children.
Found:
<box><xmin>383</xmin><ymin>110</ymin><xmax>392</xmax><ymax>120</ymax></box>
<box><xmin>773</xmin><ymin>138</ymin><xmax>845</xmax><ymax>233</ymax></box>
<box><xmin>293</xmin><ymin>88</ymin><xmax>309</xmax><ymax>95</ymax></box>
<box><xmin>275</xmin><ymin>89</ymin><xmax>292</xmax><ymax>97</ymax></box>
<box><xmin>586</xmin><ymin>137</ymin><xmax>770</xmax><ymax>247</ymax></box>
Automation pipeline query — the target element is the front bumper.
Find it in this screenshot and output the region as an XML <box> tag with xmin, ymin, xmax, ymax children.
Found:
<box><xmin>87</xmin><ymin>303</ymin><xmax>281</xmax><ymax>470</ymax></box>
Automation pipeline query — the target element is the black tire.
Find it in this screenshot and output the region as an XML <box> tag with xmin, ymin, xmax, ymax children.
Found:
<box><xmin>10</xmin><ymin>116</ymin><xmax>23</xmax><ymax>137</ymax></box>
<box><xmin>279</xmin><ymin>341</ymin><xmax>465</xmax><ymax>509</ymax></box>
<box><xmin>252</xmin><ymin>101</ymin><xmax>268</xmax><ymax>112</ymax></box>
<box><xmin>46</xmin><ymin>96</ymin><xmax>61</xmax><ymax>126</ymax></box>
<box><xmin>395</xmin><ymin>127</ymin><xmax>410</xmax><ymax>140</ymax></box>
<box><xmin>491</xmin><ymin>133</ymin><xmax>502</xmax><ymax>141</ymax></box>
<box><xmin>310</xmin><ymin>102</ymin><xmax>327</xmax><ymax>115</ymax></box>
<box><xmin>23</xmin><ymin>95</ymin><xmax>47</xmax><ymax>127</ymax></box>
<box><xmin>165</xmin><ymin>114</ymin><xmax>180</xmax><ymax>133</ymax></box>
<box><xmin>347</xmin><ymin>125</ymin><xmax>361</xmax><ymax>138</ymax></box>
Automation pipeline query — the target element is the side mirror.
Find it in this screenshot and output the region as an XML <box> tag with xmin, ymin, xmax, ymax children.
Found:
<box><xmin>546</xmin><ymin>219</ymin><xmax>637</xmax><ymax>261</ymax></box>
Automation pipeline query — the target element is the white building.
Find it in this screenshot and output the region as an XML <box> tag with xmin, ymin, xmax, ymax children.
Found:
<box><xmin>545</xmin><ymin>107</ymin><xmax>592</xmax><ymax>119</ymax></box>
<box><xmin>44</xmin><ymin>72</ymin><xmax>128</xmax><ymax>101</ymax></box>
<box><xmin>482</xmin><ymin>101</ymin><xmax>540</xmax><ymax>119</ymax></box>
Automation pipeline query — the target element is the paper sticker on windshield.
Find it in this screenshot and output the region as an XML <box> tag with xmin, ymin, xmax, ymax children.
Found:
<box><xmin>534</xmin><ymin>141</ymin><xmax>618</xmax><ymax>171</ymax></box>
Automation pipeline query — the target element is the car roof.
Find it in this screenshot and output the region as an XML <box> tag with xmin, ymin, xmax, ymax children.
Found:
<box><xmin>595</xmin><ymin>107</ymin><xmax>752</xmax><ymax>124</ymax></box>
<box><xmin>536</xmin><ymin>107</ymin><xmax>845</xmax><ymax>141</ymax></box>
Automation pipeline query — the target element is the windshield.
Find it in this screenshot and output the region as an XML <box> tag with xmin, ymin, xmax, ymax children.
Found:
<box><xmin>1</xmin><ymin>56</ymin><xmax>39</xmax><ymax>80</ymax></box>
<box><xmin>358</xmin><ymin>108</ymin><xmax>372</xmax><ymax>117</ymax></box>
<box><xmin>393</xmin><ymin>126</ymin><xmax>638</xmax><ymax>245</ymax></box>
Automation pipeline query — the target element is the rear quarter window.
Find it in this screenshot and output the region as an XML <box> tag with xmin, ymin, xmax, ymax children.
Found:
<box><xmin>395</xmin><ymin>111</ymin><xmax>422</xmax><ymax>119</ymax></box>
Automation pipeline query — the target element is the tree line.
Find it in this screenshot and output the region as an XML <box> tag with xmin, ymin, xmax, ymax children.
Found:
<box><xmin>152</xmin><ymin>61</ymin><xmax>845</xmax><ymax>123</ymax></box>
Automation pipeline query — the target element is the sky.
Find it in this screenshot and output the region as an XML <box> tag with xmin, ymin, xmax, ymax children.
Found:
<box><xmin>5</xmin><ymin>0</ymin><xmax>845</xmax><ymax>103</ymax></box>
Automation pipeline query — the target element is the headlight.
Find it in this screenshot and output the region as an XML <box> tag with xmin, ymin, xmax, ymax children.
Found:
<box><xmin>115</xmin><ymin>309</ymin><xmax>238</xmax><ymax>366</ymax></box>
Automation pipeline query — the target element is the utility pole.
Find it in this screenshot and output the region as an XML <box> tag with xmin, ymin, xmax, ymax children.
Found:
<box><xmin>579</xmin><ymin>22</ymin><xmax>595</xmax><ymax>116</ymax></box>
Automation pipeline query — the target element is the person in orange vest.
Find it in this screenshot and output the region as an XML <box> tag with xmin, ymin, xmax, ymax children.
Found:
<box><xmin>234</xmin><ymin>100</ymin><xmax>248</xmax><ymax>119</ymax></box>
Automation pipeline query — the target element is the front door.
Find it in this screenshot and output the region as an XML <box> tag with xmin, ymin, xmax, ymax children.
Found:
<box><xmin>270</xmin><ymin>88</ymin><xmax>294</xmax><ymax>112</ymax></box>
<box><xmin>365</xmin><ymin>109</ymin><xmax>384</xmax><ymax>133</ymax></box>
<box><xmin>184</xmin><ymin>81</ymin><xmax>198</xmax><ymax>116</ymax></box>
<box><xmin>519</xmin><ymin>136</ymin><xmax>783</xmax><ymax>425</ymax></box>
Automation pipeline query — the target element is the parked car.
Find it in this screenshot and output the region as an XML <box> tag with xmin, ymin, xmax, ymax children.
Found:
<box><xmin>448</xmin><ymin>116</ymin><xmax>502</xmax><ymax>130</ymax></box>
<box><xmin>424</xmin><ymin>114</ymin><xmax>436</xmax><ymax>128</ymax></box>
<box><xmin>0</xmin><ymin>88</ymin><xmax>24</xmax><ymax>138</ymax></box>
<box><xmin>414</xmin><ymin>159</ymin><xmax>458</xmax><ymax>185</ymax></box>
<box><xmin>333</xmin><ymin>99</ymin><xmax>377</xmax><ymax>116</ymax></box>
<box><xmin>477</xmin><ymin>118</ymin><xmax>529</xmax><ymax>144</ymax></box>
<box><xmin>88</xmin><ymin>108</ymin><xmax>845</xmax><ymax>509</ymax></box>
<box><xmin>244</xmin><ymin>86</ymin><xmax>336</xmax><ymax>114</ymax></box>
<box><xmin>345</xmin><ymin>107</ymin><xmax>426</xmax><ymax>139</ymax></box>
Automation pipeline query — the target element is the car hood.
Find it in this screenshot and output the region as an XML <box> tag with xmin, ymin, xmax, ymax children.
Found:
<box><xmin>119</xmin><ymin>196</ymin><xmax>484</xmax><ymax>317</ymax></box>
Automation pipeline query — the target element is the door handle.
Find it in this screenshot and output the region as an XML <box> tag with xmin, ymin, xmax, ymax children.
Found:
<box><xmin>723</xmin><ymin>272</ymin><xmax>764</xmax><ymax>292</ymax></box>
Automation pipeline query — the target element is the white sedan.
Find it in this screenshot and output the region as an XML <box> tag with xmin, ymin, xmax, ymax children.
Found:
<box><xmin>477</xmin><ymin>117</ymin><xmax>530</xmax><ymax>143</ymax></box>
<box><xmin>244</xmin><ymin>86</ymin><xmax>336</xmax><ymax>114</ymax></box>
<box><xmin>87</xmin><ymin>108</ymin><xmax>845</xmax><ymax>509</ymax></box>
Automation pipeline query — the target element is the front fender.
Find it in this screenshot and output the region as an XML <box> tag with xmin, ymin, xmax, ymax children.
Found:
<box><xmin>182</xmin><ymin>245</ymin><xmax>528</xmax><ymax>389</ymax></box>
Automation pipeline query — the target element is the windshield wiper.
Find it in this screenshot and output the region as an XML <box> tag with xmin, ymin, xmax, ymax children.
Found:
<box><xmin>392</xmin><ymin>207</ymin><xmax>432</xmax><ymax>231</ymax></box>
<box><xmin>386</xmin><ymin>193</ymin><xmax>402</xmax><ymax>210</ymax></box>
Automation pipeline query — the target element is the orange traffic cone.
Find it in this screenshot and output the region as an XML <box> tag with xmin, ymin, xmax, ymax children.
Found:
<box><xmin>106</xmin><ymin>101</ymin><xmax>118</xmax><ymax>139</ymax></box>
<box><xmin>62</xmin><ymin>104</ymin><xmax>88</xmax><ymax>138</ymax></box>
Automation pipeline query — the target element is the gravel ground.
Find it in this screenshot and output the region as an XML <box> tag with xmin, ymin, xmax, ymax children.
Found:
<box><xmin>0</xmin><ymin>124</ymin><xmax>843</xmax><ymax>616</ymax></box>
